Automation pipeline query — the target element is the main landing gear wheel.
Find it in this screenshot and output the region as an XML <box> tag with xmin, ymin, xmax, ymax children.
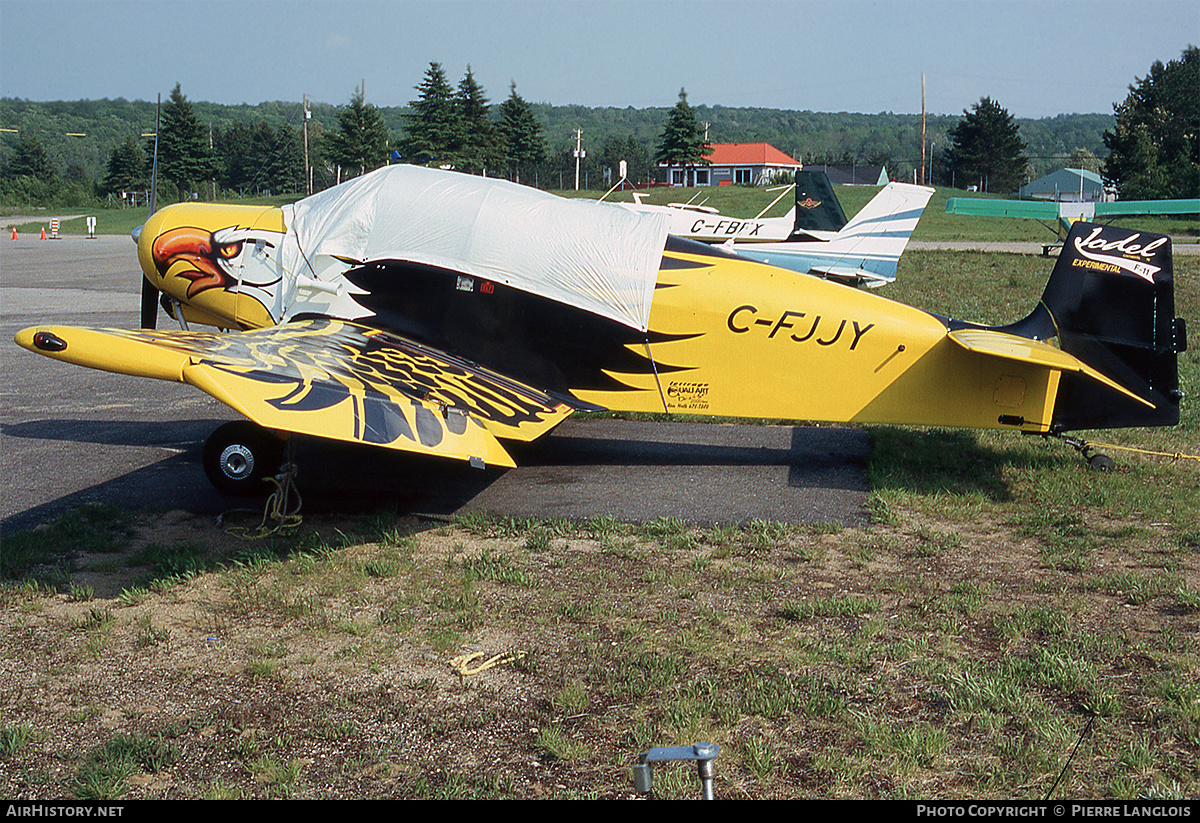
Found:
<box><xmin>203</xmin><ymin>421</ymin><xmax>285</xmax><ymax>496</ymax></box>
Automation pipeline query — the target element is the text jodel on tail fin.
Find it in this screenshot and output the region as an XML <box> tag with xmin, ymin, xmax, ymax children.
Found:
<box><xmin>999</xmin><ymin>222</ymin><xmax>1186</xmax><ymax>431</ymax></box>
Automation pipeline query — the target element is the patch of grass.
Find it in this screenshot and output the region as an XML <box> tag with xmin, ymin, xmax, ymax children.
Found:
<box><xmin>995</xmin><ymin>605</ymin><xmax>1072</xmax><ymax>640</ymax></box>
<box><xmin>522</xmin><ymin>525</ymin><xmax>553</xmax><ymax>553</ymax></box>
<box><xmin>0</xmin><ymin>725</ymin><xmax>38</xmax><ymax>757</ymax></box>
<box><xmin>778</xmin><ymin>595</ymin><xmax>878</xmax><ymax>621</ymax></box>
<box><xmin>127</xmin><ymin>540</ymin><xmax>215</xmax><ymax>578</ymax></box>
<box><xmin>1086</xmin><ymin>571</ymin><xmax>1179</xmax><ymax>606</ymax></box>
<box><xmin>133</xmin><ymin>614</ymin><xmax>171</xmax><ymax>648</ymax></box>
<box><xmin>551</xmin><ymin>679</ymin><xmax>590</xmax><ymax>715</ymax></box>
<box><xmin>856</xmin><ymin>715</ymin><xmax>950</xmax><ymax>770</ymax></box>
<box><xmin>739</xmin><ymin>736</ymin><xmax>781</xmax><ymax>780</ymax></box>
<box><xmin>72</xmin><ymin>733</ymin><xmax>175</xmax><ymax>800</ymax></box>
<box><xmin>2</xmin><ymin>503</ymin><xmax>136</xmax><ymax>583</ymax></box>
<box><xmin>460</xmin><ymin>548</ymin><xmax>535</xmax><ymax>587</ymax></box>
<box><xmin>244</xmin><ymin>659</ymin><xmax>280</xmax><ymax>680</ymax></box>
<box><xmin>248</xmin><ymin>754</ymin><xmax>304</xmax><ymax>798</ymax></box>
<box><xmin>533</xmin><ymin>725</ymin><xmax>591</xmax><ymax>763</ymax></box>
<box><xmin>638</xmin><ymin>516</ymin><xmax>688</xmax><ymax>545</ymax></box>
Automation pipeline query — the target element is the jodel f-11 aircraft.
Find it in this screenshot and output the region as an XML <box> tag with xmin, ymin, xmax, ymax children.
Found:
<box><xmin>620</xmin><ymin>171</ymin><xmax>934</xmax><ymax>287</ymax></box>
<box><xmin>15</xmin><ymin>165</ymin><xmax>1186</xmax><ymax>495</ymax></box>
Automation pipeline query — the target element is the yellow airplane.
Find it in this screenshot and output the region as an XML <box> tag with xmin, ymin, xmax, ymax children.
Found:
<box><xmin>14</xmin><ymin>166</ymin><xmax>1187</xmax><ymax>494</ymax></box>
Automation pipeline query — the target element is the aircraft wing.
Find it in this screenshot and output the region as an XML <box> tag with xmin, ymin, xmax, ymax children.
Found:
<box><xmin>946</xmin><ymin>197</ymin><xmax>1199</xmax><ymax>221</ymax></box>
<box><xmin>14</xmin><ymin>319</ymin><xmax>576</xmax><ymax>469</ymax></box>
<box><xmin>1094</xmin><ymin>199</ymin><xmax>1200</xmax><ymax>217</ymax></box>
<box><xmin>944</xmin><ymin>198</ymin><xmax>1064</xmax><ymax>220</ymax></box>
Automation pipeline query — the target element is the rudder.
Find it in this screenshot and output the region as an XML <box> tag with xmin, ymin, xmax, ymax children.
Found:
<box><xmin>1002</xmin><ymin>222</ymin><xmax>1186</xmax><ymax>430</ymax></box>
<box><xmin>791</xmin><ymin>171</ymin><xmax>848</xmax><ymax>236</ymax></box>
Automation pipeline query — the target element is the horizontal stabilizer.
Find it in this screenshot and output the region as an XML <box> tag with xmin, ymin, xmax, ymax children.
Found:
<box><xmin>948</xmin><ymin>329</ymin><xmax>1153</xmax><ymax>408</ymax></box>
<box><xmin>810</xmin><ymin>266</ymin><xmax>894</xmax><ymax>287</ymax></box>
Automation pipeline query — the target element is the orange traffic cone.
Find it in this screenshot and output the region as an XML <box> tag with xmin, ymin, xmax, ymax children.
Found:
<box><xmin>40</xmin><ymin>227</ymin><xmax>46</xmax><ymax>240</ymax></box>
<box><xmin>10</xmin><ymin>227</ymin><xmax>15</xmax><ymax>240</ymax></box>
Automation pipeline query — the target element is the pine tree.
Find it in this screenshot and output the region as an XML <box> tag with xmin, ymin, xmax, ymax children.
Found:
<box><xmin>945</xmin><ymin>97</ymin><xmax>1028</xmax><ymax>194</ymax></box>
<box><xmin>1103</xmin><ymin>46</ymin><xmax>1199</xmax><ymax>200</ymax></box>
<box><xmin>402</xmin><ymin>62</ymin><xmax>462</xmax><ymax>166</ymax></box>
<box><xmin>4</xmin><ymin>133</ymin><xmax>55</xmax><ymax>183</ymax></box>
<box><xmin>454</xmin><ymin>67</ymin><xmax>504</xmax><ymax>175</ymax></box>
<box><xmin>213</xmin><ymin>122</ymin><xmax>254</xmax><ymax>192</ymax></box>
<box><xmin>154</xmin><ymin>83</ymin><xmax>216</xmax><ymax>202</ymax></box>
<box><xmin>497</xmin><ymin>82</ymin><xmax>546</xmax><ymax>184</ymax></box>
<box><xmin>654</xmin><ymin>89</ymin><xmax>710</xmax><ymax>185</ymax></box>
<box><xmin>325</xmin><ymin>87</ymin><xmax>389</xmax><ymax>179</ymax></box>
<box><xmin>102</xmin><ymin>133</ymin><xmax>147</xmax><ymax>194</ymax></box>
<box><xmin>267</xmin><ymin>124</ymin><xmax>305</xmax><ymax>194</ymax></box>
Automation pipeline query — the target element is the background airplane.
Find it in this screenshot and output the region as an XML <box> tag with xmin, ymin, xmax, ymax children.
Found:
<box><xmin>945</xmin><ymin>195</ymin><xmax>1200</xmax><ymax>255</ymax></box>
<box><xmin>727</xmin><ymin>178</ymin><xmax>933</xmax><ymax>287</ymax></box>
<box><xmin>618</xmin><ymin>171</ymin><xmax>934</xmax><ymax>287</ymax></box>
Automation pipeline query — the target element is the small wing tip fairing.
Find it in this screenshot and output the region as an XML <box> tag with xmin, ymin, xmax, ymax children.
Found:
<box><xmin>977</xmin><ymin>222</ymin><xmax>1185</xmax><ymax>431</ymax></box>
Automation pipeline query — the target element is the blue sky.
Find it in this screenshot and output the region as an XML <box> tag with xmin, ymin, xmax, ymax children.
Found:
<box><xmin>1</xmin><ymin>0</ymin><xmax>1196</xmax><ymax>118</ymax></box>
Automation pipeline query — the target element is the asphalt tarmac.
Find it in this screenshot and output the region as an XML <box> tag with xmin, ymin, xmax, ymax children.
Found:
<box><xmin>1</xmin><ymin>234</ymin><xmax>872</xmax><ymax>535</ymax></box>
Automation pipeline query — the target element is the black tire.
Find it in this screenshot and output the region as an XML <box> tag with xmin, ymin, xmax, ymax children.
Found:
<box><xmin>202</xmin><ymin>421</ymin><xmax>285</xmax><ymax>496</ymax></box>
<box><xmin>1087</xmin><ymin>453</ymin><xmax>1116</xmax><ymax>472</ymax></box>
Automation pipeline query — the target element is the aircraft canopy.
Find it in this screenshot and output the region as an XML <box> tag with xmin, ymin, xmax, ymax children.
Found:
<box><xmin>280</xmin><ymin>165</ymin><xmax>670</xmax><ymax>331</ymax></box>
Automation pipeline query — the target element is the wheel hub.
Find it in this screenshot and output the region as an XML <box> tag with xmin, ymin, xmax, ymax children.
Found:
<box><xmin>218</xmin><ymin>443</ymin><xmax>255</xmax><ymax>480</ymax></box>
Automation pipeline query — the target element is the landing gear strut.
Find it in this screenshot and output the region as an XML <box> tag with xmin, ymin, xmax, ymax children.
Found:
<box><xmin>202</xmin><ymin>421</ymin><xmax>287</xmax><ymax>495</ymax></box>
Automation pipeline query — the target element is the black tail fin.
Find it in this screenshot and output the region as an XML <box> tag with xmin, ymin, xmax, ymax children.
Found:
<box><xmin>791</xmin><ymin>171</ymin><xmax>848</xmax><ymax>236</ymax></box>
<box><xmin>1003</xmin><ymin>222</ymin><xmax>1186</xmax><ymax>431</ymax></box>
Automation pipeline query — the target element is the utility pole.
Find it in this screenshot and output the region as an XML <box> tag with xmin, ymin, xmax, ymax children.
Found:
<box><xmin>303</xmin><ymin>94</ymin><xmax>311</xmax><ymax>195</ymax></box>
<box><xmin>209</xmin><ymin>123</ymin><xmax>216</xmax><ymax>200</ymax></box>
<box><xmin>573</xmin><ymin>129</ymin><xmax>585</xmax><ymax>191</ymax></box>
<box><xmin>920</xmin><ymin>74</ymin><xmax>927</xmax><ymax>186</ymax></box>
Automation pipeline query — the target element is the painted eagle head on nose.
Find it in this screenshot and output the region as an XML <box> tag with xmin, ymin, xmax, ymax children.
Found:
<box><xmin>151</xmin><ymin>226</ymin><xmax>273</xmax><ymax>298</ymax></box>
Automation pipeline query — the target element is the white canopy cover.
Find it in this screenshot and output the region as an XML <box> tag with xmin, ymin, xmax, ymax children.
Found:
<box><xmin>280</xmin><ymin>165</ymin><xmax>671</xmax><ymax>332</ymax></box>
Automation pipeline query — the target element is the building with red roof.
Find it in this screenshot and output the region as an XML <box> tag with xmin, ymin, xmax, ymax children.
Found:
<box><xmin>662</xmin><ymin>142</ymin><xmax>803</xmax><ymax>186</ymax></box>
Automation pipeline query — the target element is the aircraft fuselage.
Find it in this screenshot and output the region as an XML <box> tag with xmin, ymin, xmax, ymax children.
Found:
<box><xmin>136</xmin><ymin>202</ymin><xmax>1063</xmax><ymax>436</ymax></box>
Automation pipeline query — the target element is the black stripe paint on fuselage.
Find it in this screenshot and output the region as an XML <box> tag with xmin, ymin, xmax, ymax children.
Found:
<box><xmin>309</xmin><ymin>259</ymin><xmax>691</xmax><ymax>399</ymax></box>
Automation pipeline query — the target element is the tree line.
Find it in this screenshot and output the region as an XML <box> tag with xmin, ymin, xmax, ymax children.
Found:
<box><xmin>2</xmin><ymin>47</ymin><xmax>1195</xmax><ymax>206</ymax></box>
<box><xmin>941</xmin><ymin>45</ymin><xmax>1197</xmax><ymax>197</ymax></box>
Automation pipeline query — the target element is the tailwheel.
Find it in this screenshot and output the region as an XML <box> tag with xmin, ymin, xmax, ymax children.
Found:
<box><xmin>203</xmin><ymin>421</ymin><xmax>286</xmax><ymax>496</ymax></box>
<box><xmin>1087</xmin><ymin>452</ymin><xmax>1116</xmax><ymax>472</ymax></box>
<box><xmin>1050</xmin><ymin>433</ymin><xmax>1116</xmax><ymax>472</ymax></box>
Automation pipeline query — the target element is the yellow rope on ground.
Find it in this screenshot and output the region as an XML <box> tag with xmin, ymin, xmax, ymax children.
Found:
<box><xmin>220</xmin><ymin>463</ymin><xmax>303</xmax><ymax>539</ymax></box>
<box><xmin>449</xmin><ymin>650</ymin><xmax>525</xmax><ymax>676</ymax></box>
<box><xmin>1086</xmin><ymin>442</ymin><xmax>1200</xmax><ymax>463</ymax></box>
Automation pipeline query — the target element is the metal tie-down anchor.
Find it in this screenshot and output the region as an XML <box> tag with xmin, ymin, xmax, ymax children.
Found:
<box><xmin>633</xmin><ymin>742</ymin><xmax>720</xmax><ymax>799</ymax></box>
